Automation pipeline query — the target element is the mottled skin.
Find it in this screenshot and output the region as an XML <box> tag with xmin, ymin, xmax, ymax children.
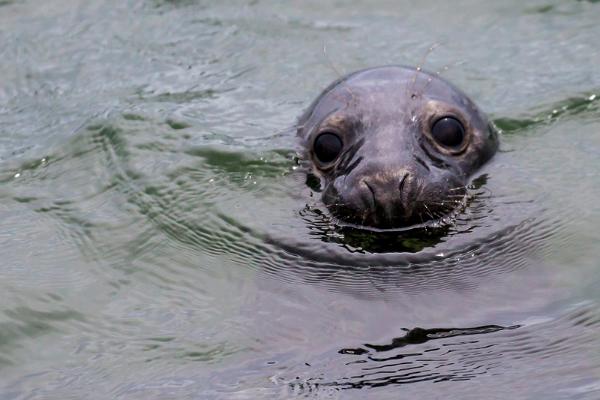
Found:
<box><xmin>298</xmin><ymin>66</ymin><xmax>498</xmax><ymax>229</ymax></box>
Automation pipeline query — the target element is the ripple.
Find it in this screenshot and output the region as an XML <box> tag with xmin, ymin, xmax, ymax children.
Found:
<box><xmin>0</xmin><ymin>100</ymin><xmax>575</xmax><ymax>303</ymax></box>
<box><xmin>281</xmin><ymin>302</ymin><xmax>600</xmax><ymax>395</ymax></box>
<box><xmin>0</xmin><ymin>1</ymin><xmax>598</xmax><ymax>398</ymax></box>
<box><xmin>493</xmin><ymin>90</ymin><xmax>600</xmax><ymax>135</ymax></box>
<box><xmin>254</xmin><ymin>196</ymin><xmax>562</xmax><ymax>295</ymax></box>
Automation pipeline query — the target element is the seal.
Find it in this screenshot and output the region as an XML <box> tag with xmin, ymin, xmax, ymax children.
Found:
<box><xmin>297</xmin><ymin>66</ymin><xmax>499</xmax><ymax>229</ymax></box>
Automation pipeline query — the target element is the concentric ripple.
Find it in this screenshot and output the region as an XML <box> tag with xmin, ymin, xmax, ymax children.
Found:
<box><xmin>1</xmin><ymin>94</ymin><xmax>587</xmax><ymax>299</ymax></box>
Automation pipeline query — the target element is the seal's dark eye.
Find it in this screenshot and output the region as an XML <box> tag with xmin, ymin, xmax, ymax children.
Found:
<box><xmin>313</xmin><ymin>132</ymin><xmax>343</xmax><ymax>164</ymax></box>
<box><xmin>431</xmin><ymin>117</ymin><xmax>465</xmax><ymax>149</ymax></box>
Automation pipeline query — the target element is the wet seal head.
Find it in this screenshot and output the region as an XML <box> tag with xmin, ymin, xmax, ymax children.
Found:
<box><xmin>297</xmin><ymin>66</ymin><xmax>499</xmax><ymax>229</ymax></box>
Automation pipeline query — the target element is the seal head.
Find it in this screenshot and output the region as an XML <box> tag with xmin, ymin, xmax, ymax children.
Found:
<box><xmin>298</xmin><ymin>66</ymin><xmax>498</xmax><ymax>229</ymax></box>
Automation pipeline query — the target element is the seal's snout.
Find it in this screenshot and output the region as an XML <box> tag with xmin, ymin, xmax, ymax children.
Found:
<box><xmin>360</xmin><ymin>171</ymin><xmax>413</xmax><ymax>222</ymax></box>
<box><xmin>329</xmin><ymin>165</ymin><xmax>462</xmax><ymax>228</ymax></box>
<box><xmin>327</xmin><ymin>168</ymin><xmax>419</xmax><ymax>228</ymax></box>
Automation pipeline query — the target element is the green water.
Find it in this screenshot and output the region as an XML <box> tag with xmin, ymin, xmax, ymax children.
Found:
<box><xmin>1</xmin><ymin>0</ymin><xmax>600</xmax><ymax>398</ymax></box>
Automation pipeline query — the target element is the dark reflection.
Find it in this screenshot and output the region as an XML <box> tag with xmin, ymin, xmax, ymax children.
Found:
<box><xmin>318</xmin><ymin>224</ymin><xmax>450</xmax><ymax>254</ymax></box>
<box><xmin>291</xmin><ymin>325</ymin><xmax>520</xmax><ymax>391</ymax></box>
<box><xmin>295</xmin><ymin>325</ymin><xmax>520</xmax><ymax>391</ymax></box>
<box><xmin>341</xmin><ymin>325</ymin><xmax>519</xmax><ymax>355</ymax></box>
<box><xmin>287</xmin><ymin>304</ymin><xmax>600</xmax><ymax>394</ymax></box>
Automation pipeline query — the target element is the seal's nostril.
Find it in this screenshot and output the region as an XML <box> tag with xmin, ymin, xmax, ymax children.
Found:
<box><xmin>363</xmin><ymin>180</ymin><xmax>376</xmax><ymax>205</ymax></box>
<box><xmin>398</xmin><ymin>173</ymin><xmax>409</xmax><ymax>193</ymax></box>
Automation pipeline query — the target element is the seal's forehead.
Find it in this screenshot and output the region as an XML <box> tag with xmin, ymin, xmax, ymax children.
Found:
<box><xmin>299</xmin><ymin>66</ymin><xmax>482</xmax><ymax>134</ymax></box>
<box><xmin>341</xmin><ymin>66</ymin><xmax>472</xmax><ymax>104</ymax></box>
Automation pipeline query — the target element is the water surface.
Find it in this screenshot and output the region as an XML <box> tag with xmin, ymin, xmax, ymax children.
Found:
<box><xmin>1</xmin><ymin>0</ymin><xmax>600</xmax><ymax>398</ymax></box>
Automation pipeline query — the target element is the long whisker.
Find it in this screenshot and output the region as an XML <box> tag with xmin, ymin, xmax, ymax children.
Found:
<box><xmin>407</xmin><ymin>43</ymin><xmax>440</xmax><ymax>98</ymax></box>
<box><xmin>322</xmin><ymin>42</ymin><xmax>342</xmax><ymax>79</ymax></box>
<box><xmin>322</xmin><ymin>42</ymin><xmax>356</xmax><ymax>104</ymax></box>
<box><xmin>418</xmin><ymin>60</ymin><xmax>467</xmax><ymax>96</ymax></box>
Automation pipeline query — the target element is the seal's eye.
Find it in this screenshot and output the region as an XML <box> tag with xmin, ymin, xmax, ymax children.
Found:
<box><xmin>431</xmin><ymin>117</ymin><xmax>465</xmax><ymax>149</ymax></box>
<box><xmin>313</xmin><ymin>132</ymin><xmax>343</xmax><ymax>164</ymax></box>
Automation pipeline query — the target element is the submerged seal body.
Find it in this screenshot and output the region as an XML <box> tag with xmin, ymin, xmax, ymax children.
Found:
<box><xmin>298</xmin><ymin>66</ymin><xmax>498</xmax><ymax>229</ymax></box>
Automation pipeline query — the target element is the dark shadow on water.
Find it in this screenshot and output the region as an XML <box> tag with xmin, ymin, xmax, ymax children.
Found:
<box><xmin>342</xmin><ymin>325</ymin><xmax>519</xmax><ymax>355</ymax></box>
<box><xmin>285</xmin><ymin>324</ymin><xmax>522</xmax><ymax>392</ymax></box>
<box><xmin>493</xmin><ymin>91</ymin><xmax>599</xmax><ymax>134</ymax></box>
<box><xmin>284</xmin><ymin>304</ymin><xmax>600</xmax><ymax>394</ymax></box>
<box><xmin>316</xmin><ymin>223</ymin><xmax>451</xmax><ymax>254</ymax></box>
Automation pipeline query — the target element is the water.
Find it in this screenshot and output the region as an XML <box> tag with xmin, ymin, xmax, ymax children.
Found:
<box><xmin>1</xmin><ymin>0</ymin><xmax>599</xmax><ymax>398</ymax></box>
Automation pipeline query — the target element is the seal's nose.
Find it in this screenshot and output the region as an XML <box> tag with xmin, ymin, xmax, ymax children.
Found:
<box><xmin>360</xmin><ymin>171</ymin><xmax>412</xmax><ymax>225</ymax></box>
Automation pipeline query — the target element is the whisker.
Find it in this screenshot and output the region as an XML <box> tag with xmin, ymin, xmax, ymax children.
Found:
<box><xmin>407</xmin><ymin>43</ymin><xmax>440</xmax><ymax>99</ymax></box>
<box><xmin>322</xmin><ymin>42</ymin><xmax>343</xmax><ymax>79</ymax></box>
<box><xmin>322</xmin><ymin>42</ymin><xmax>356</xmax><ymax>104</ymax></box>
<box><xmin>422</xmin><ymin>203</ymin><xmax>435</xmax><ymax>220</ymax></box>
<box><xmin>418</xmin><ymin>60</ymin><xmax>467</xmax><ymax>95</ymax></box>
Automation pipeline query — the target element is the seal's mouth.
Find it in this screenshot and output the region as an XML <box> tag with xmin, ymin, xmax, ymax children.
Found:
<box><xmin>331</xmin><ymin>195</ymin><xmax>469</xmax><ymax>232</ymax></box>
<box><xmin>300</xmin><ymin>178</ymin><xmax>489</xmax><ymax>254</ymax></box>
<box><xmin>326</xmin><ymin>196</ymin><xmax>468</xmax><ymax>230</ymax></box>
<box><xmin>300</xmin><ymin>198</ymin><xmax>464</xmax><ymax>254</ymax></box>
<box><xmin>319</xmin><ymin>170</ymin><xmax>468</xmax><ymax>229</ymax></box>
